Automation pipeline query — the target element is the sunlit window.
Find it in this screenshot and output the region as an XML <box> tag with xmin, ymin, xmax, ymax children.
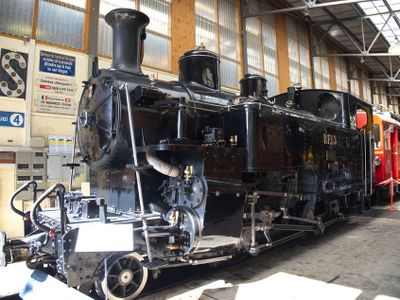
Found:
<box><xmin>312</xmin><ymin>35</ymin><xmax>330</xmax><ymax>89</ymax></box>
<box><xmin>358</xmin><ymin>1</ymin><xmax>400</xmax><ymax>47</ymax></box>
<box><xmin>350</xmin><ymin>66</ymin><xmax>361</xmax><ymax>97</ymax></box>
<box><xmin>97</xmin><ymin>0</ymin><xmax>171</xmax><ymax>71</ymax></box>
<box><xmin>57</xmin><ymin>0</ymin><xmax>86</xmax><ymax>8</ymax></box>
<box><xmin>373</xmin><ymin>82</ymin><xmax>381</xmax><ymax>105</ymax></box>
<box><xmin>287</xmin><ymin>17</ymin><xmax>311</xmax><ymax>88</ymax></box>
<box><xmin>140</xmin><ymin>0</ymin><xmax>171</xmax><ymax>71</ymax></box>
<box><xmin>0</xmin><ymin>0</ymin><xmax>34</xmax><ymax>37</ymax></box>
<box><xmin>98</xmin><ymin>0</ymin><xmax>136</xmax><ymax>57</ymax></box>
<box><xmin>335</xmin><ymin>54</ymin><xmax>348</xmax><ymax>92</ymax></box>
<box><xmin>195</xmin><ymin>0</ymin><xmax>241</xmax><ymax>89</ymax></box>
<box><xmin>361</xmin><ymin>71</ymin><xmax>372</xmax><ymax>102</ymax></box>
<box><xmin>37</xmin><ymin>0</ymin><xmax>87</xmax><ymax>49</ymax></box>
<box><xmin>245</xmin><ymin>0</ymin><xmax>279</xmax><ymax>96</ymax></box>
<box><xmin>0</xmin><ymin>0</ymin><xmax>86</xmax><ymax>49</ymax></box>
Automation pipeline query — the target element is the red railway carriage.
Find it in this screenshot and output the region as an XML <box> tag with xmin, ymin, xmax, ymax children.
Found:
<box><xmin>358</xmin><ymin>106</ymin><xmax>400</xmax><ymax>200</ymax></box>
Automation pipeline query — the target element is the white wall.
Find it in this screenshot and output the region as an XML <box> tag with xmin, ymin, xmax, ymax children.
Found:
<box><xmin>0</xmin><ymin>36</ymin><xmax>30</xmax><ymax>146</ymax></box>
<box><xmin>0</xmin><ymin>36</ymin><xmax>89</xmax><ymax>146</ymax></box>
<box><xmin>0</xmin><ymin>36</ymin><xmax>89</xmax><ymax>236</ymax></box>
<box><xmin>31</xmin><ymin>44</ymin><xmax>88</xmax><ymax>138</ymax></box>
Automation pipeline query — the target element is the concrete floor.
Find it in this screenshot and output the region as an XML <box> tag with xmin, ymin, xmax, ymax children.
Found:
<box><xmin>140</xmin><ymin>205</ymin><xmax>400</xmax><ymax>300</ymax></box>
<box><xmin>1</xmin><ymin>204</ymin><xmax>400</xmax><ymax>300</ymax></box>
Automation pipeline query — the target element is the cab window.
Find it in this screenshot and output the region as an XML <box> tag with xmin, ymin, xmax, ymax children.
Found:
<box><xmin>356</xmin><ymin>108</ymin><xmax>368</xmax><ymax>129</ymax></box>
<box><xmin>348</xmin><ymin>95</ymin><xmax>372</xmax><ymax>130</ymax></box>
<box><xmin>373</xmin><ymin>124</ymin><xmax>381</xmax><ymax>149</ymax></box>
<box><xmin>384</xmin><ymin>125</ymin><xmax>391</xmax><ymax>150</ymax></box>
<box><xmin>317</xmin><ymin>93</ymin><xmax>341</xmax><ymax>121</ymax></box>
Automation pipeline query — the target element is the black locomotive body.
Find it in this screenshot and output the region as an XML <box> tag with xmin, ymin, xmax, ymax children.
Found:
<box><xmin>0</xmin><ymin>8</ymin><xmax>374</xmax><ymax>300</ymax></box>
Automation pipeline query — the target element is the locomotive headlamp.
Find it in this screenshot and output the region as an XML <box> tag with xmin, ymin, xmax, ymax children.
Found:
<box><xmin>78</xmin><ymin>110</ymin><xmax>88</xmax><ymax>127</ymax></box>
<box><xmin>374</xmin><ymin>156</ymin><xmax>381</xmax><ymax>166</ymax></box>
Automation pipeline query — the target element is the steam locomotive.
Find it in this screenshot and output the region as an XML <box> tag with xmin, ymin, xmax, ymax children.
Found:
<box><xmin>0</xmin><ymin>8</ymin><xmax>374</xmax><ymax>300</ymax></box>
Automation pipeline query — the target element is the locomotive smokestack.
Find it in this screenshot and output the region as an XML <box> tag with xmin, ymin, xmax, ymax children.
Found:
<box><xmin>105</xmin><ymin>8</ymin><xmax>149</xmax><ymax>75</ymax></box>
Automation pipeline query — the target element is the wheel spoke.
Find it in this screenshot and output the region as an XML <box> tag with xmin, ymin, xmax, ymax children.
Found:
<box><xmin>110</xmin><ymin>282</ymin><xmax>120</xmax><ymax>292</ymax></box>
<box><xmin>116</xmin><ymin>260</ymin><xmax>123</xmax><ymax>271</ymax></box>
<box><xmin>121</xmin><ymin>285</ymin><xmax>127</xmax><ymax>296</ymax></box>
<box><xmin>128</xmin><ymin>259</ymin><xmax>134</xmax><ymax>269</ymax></box>
<box><xmin>121</xmin><ymin>258</ymin><xmax>128</xmax><ymax>268</ymax></box>
<box><xmin>131</xmin><ymin>269</ymin><xmax>142</xmax><ymax>276</ymax></box>
<box><xmin>103</xmin><ymin>254</ymin><xmax>147</xmax><ymax>298</ymax></box>
<box><xmin>130</xmin><ymin>281</ymin><xmax>138</xmax><ymax>289</ymax></box>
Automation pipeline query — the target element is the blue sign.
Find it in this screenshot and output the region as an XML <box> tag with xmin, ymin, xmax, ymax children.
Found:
<box><xmin>0</xmin><ymin>111</ymin><xmax>25</xmax><ymax>128</ymax></box>
<box><xmin>39</xmin><ymin>51</ymin><xmax>75</xmax><ymax>77</ymax></box>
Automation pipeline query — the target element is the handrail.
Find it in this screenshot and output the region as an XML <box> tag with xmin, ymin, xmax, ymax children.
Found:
<box><xmin>121</xmin><ymin>82</ymin><xmax>153</xmax><ymax>262</ymax></box>
<box><xmin>30</xmin><ymin>184</ymin><xmax>65</xmax><ymax>233</ymax></box>
<box><xmin>368</xmin><ymin>133</ymin><xmax>373</xmax><ymax>196</ymax></box>
<box><xmin>361</xmin><ymin>129</ymin><xmax>368</xmax><ymax>197</ymax></box>
<box><xmin>10</xmin><ymin>180</ymin><xmax>37</xmax><ymax>217</ymax></box>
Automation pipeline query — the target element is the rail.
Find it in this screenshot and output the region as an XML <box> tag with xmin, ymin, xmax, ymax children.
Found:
<box><xmin>121</xmin><ymin>82</ymin><xmax>153</xmax><ymax>262</ymax></box>
<box><xmin>9</xmin><ymin>180</ymin><xmax>38</xmax><ymax>217</ymax></box>
<box><xmin>30</xmin><ymin>184</ymin><xmax>66</xmax><ymax>234</ymax></box>
<box><xmin>369</xmin><ymin>133</ymin><xmax>374</xmax><ymax>196</ymax></box>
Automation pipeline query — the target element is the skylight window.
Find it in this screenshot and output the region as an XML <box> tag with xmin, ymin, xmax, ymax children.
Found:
<box><xmin>358</xmin><ymin>1</ymin><xmax>400</xmax><ymax>46</ymax></box>
<box><xmin>58</xmin><ymin>0</ymin><xmax>86</xmax><ymax>9</ymax></box>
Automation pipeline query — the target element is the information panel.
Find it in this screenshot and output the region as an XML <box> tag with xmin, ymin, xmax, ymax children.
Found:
<box><xmin>39</xmin><ymin>50</ymin><xmax>75</xmax><ymax>77</ymax></box>
<box><xmin>37</xmin><ymin>75</ymin><xmax>76</xmax><ymax>95</ymax></box>
<box><xmin>37</xmin><ymin>93</ymin><xmax>75</xmax><ymax>115</ymax></box>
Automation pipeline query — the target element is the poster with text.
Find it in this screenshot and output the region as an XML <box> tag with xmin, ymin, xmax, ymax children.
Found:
<box><xmin>39</xmin><ymin>50</ymin><xmax>75</xmax><ymax>77</ymax></box>
<box><xmin>37</xmin><ymin>94</ymin><xmax>75</xmax><ymax>115</ymax></box>
<box><xmin>36</xmin><ymin>75</ymin><xmax>76</xmax><ymax>95</ymax></box>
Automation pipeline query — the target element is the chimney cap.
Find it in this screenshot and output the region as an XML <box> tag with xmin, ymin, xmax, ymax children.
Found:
<box><xmin>105</xmin><ymin>8</ymin><xmax>149</xmax><ymax>27</ymax></box>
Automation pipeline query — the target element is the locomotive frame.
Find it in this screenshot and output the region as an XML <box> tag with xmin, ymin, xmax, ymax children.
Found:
<box><xmin>0</xmin><ymin>8</ymin><xmax>374</xmax><ymax>300</ymax></box>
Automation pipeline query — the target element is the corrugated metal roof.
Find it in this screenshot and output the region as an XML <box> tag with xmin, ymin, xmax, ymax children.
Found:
<box><xmin>277</xmin><ymin>0</ymin><xmax>400</xmax><ymax>85</ymax></box>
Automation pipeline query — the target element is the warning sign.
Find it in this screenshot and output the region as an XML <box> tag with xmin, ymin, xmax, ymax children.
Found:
<box><xmin>37</xmin><ymin>94</ymin><xmax>75</xmax><ymax>115</ymax></box>
<box><xmin>37</xmin><ymin>75</ymin><xmax>76</xmax><ymax>95</ymax></box>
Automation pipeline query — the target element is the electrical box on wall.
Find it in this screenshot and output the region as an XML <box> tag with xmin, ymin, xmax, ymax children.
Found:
<box><xmin>15</xmin><ymin>151</ymin><xmax>47</xmax><ymax>200</ymax></box>
<box><xmin>47</xmin><ymin>153</ymin><xmax>83</xmax><ymax>182</ymax></box>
